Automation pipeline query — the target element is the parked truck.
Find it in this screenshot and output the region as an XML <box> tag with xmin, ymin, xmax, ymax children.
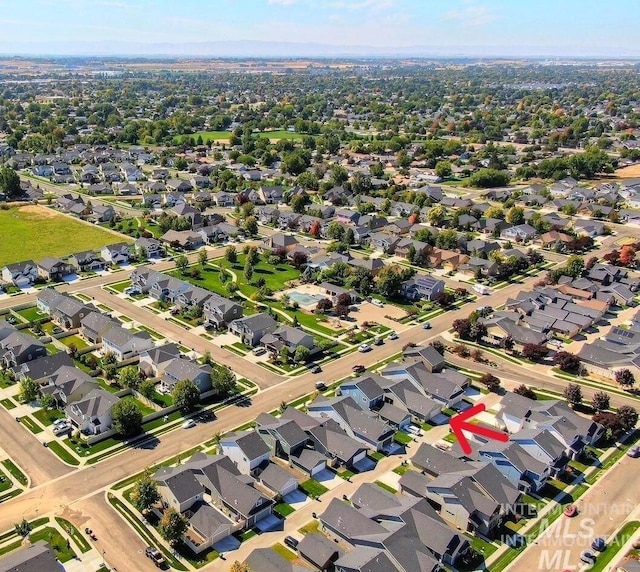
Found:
<box><xmin>473</xmin><ymin>284</ymin><xmax>491</xmax><ymax>295</ymax></box>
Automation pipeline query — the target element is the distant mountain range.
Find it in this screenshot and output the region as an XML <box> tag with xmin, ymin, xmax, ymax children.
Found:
<box><xmin>1</xmin><ymin>40</ymin><xmax>639</xmax><ymax>59</ymax></box>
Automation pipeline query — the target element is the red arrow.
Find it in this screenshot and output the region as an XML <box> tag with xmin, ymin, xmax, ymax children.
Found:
<box><xmin>449</xmin><ymin>403</ymin><xmax>509</xmax><ymax>454</ymax></box>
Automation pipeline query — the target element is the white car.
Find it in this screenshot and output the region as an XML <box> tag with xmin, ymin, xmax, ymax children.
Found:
<box><xmin>371</xmin><ymin>299</ymin><xmax>384</xmax><ymax>308</ymax></box>
<box><xmin>253</xmin><ymin>347</ymin><xmax>267</xmax><ymax>356</ymax></box>
<box><xmin>359</xmin><ymin>344</ymin><xmax>372</xmax><ymax>353</ymax></box>
<box><xmin>182</xmin><ymin>419</ymin><xmax>196</xmax><ymax>429</ymax></box>
<box><xmin>388</xmin><ymin>331</ymin><xmax>398</xmax><ymax>340</ymax></box>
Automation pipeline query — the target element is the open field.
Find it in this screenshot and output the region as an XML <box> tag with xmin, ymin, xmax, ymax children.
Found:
<box><xmin>178</xmin><ymin>129</ymin><xmax>305</xmax><ymax>144</ymax></box>
<box><xmin>0</xmin><ymin>206</ymin><xmax>129</xmax><ymax>267</ymax></box>
<box><xmin>614</xmin><ymin>164</ymin><xmax>640</xmax><ymax>178</ymax></box>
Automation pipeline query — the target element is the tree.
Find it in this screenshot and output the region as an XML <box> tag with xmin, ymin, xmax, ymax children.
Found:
<box><xmin>198</xmin><ymin>249</ymin><xmax>208</xmax><ymax>267</ymax></box>
<box><xmin>244</xmin><ymin>260</ymin><xmax>254</xmax><ymax>282</ymax></box>
<box><xmin>230</xmin><ymin>562</ymin><xmax>252</xmax><ymax>572</ymax></box>
<box><xmin>433</xmin><ymin>291</ymin><xmax>455</xmax><ymax>308</ymax></box>
<box><xmin>452</xmin><ymin>318</ymin><xmax>473</xmax><ymax>340</ymax></box>
<box><xmin>172</xmin><ymin>379</ymin><xmax>200</xmax><ymax>412</ymax></box>
<box><xmin>619</xmin><ymin>245</ymin><xmax>636</xmax><ymax>267</ymax></box>
<box><xmin>563</xmin><ymin>383</ymin><xmax>583</xmax><ymax>408</ymax></box>
<box><xmin>159</xmin><ymin>508</ymin><xmax>188</xmax><ymax>546</ymax></box>
<box><xmin>291</xmin><ymin>251</ymin><xmax>308</xmax><ymax>269</ymax></box>
<box><xmin>175</xmin><ymin>254</ymin><xmax>189</xmax><ymax>273</ymax></box>
<box><xmin>131</xmin><ymin>473</ymin><xmax>161</xmax><ymax>514</ymax></box>
<box><xmin>617</xmin><ymin>405</ymin><xmax>638</xmax><ymax>432</ymax></box>
<box><xmin>118</xmin><ymin>365</ymin><xmax>140</xmax><ymax>390</ymax></box>
<box><xmin>112</xmin><ymin>398</ymin><xmax>143</xmax><ymax>437</ymax></box>
<box><xmin>309</xmin><ymin>220</ymin><xmax>321</xmax><ymax>238</ymax></box>
<box><xmin>225</xmin><ymin>245</ymin><xmax>237</xmax><ymax>263</ymax></box>
<box><xmin>315</xmin><ymin>298</ymin><xmax>333</xmax><ymax>313</ymax></box>
<box><xmin>564</xmin><ymin>255</ymin><xmax>585</xmax><ymax>279</ymax></box>
<box><xmin>468</xmin><ymin>168</ymin><xmax>510</xmax><ymax>188</ymax></box>
<box><xmin>243</xmin><ymin>216</ymin><xmax>258</xmax><ymax>236</ymax></box>
<box><xmin>506</xmin><ymin>206</ymin><xmax>525</xmax><ymax>225</ymax></box>
<box><xmin>294</xmin><ymin>345</ymin><xmax>311</xmax><ymax>364</ymax></box>
<box><xmin>211</xmin><ymin>365</ymin><xmax>236</xmax><ymax>396</ymax></box>
<box><xmin>592</xmin><ymin>411</ymin><xmax>624</xmax><ymax>438</ymax></box>
<box><xmin>0</xmin><ymin>166</ymin><xmax>21</xmax><ymax>198</ymax></box>
<box><xmin>479</xmin><ymin>373</ymin><xmax>501</xmax><ymax>392</ymax></box>
<box><xmin>40</xmin><ymin>392</ymin><xmax>55</xmax><ymax>411</ymax></box>
<box><xmin>435</xmin><ymin>160</ymin><xmax>452</xmax><ymax>179</ymax></box>
<box><xmin>514</xmin><ymin>384</ymin><xmax>536</xmax><ymax>400</ymax></box>
<box><xmin>553</xmin><ymin>351</ymin><xmax>581</xmax><ymax>373</ymax></box>
<box><xmin>290</xmin><ymin>194</ymin><xmax>309</xmax><ymax>214</ymax></box>
<box><xmin>469</xmin><ymin>321</ymin><xmax>487</xmax><ymax>343</ymax></box>
<box><xmin>591</xmin><ymin>391</ymin><xmax>610</xmax><ymax>412</ymax></box>
<box><xmin>19</xmin><ymin>377</ymin><xmax>39</xmax><ymax>403</ymax></box>
<box><xmin>139</xmin><ymin>379</ymin><xmax>156</xmax><ymax>399</ymax></box>
<box><xmin>246</xmin><ymin>246</ymin><xmax>260</xmax><ymax>266</ymax></box>
<box><xmin>522</xmin><ymin>343</ymin><xmax>549</xmax><ymax>361</ymax></box>
<box><xmin>14</xmin><ymin>518</ymin><xmax>31</xmax><ymax>537</ymax></box>
<box><xmin>427</xmin><ymin>205</ymin><xmax>446</xmax><ymax>226</ymax></box>
<box><xmin>615</xmin><ymin>368</ymin><xmax>635</xmax><ymax>389</ymax></box>
<box><xmin>375</xmin><ymin>265</ymin><xmax>413</xmax><ymax>299</ymax></box>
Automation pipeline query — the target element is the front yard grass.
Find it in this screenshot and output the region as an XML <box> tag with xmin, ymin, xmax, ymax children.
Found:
<box><xmin>55</xmin><ymin>517</ymin><xmax>91</xmax><ymax>553</ymax></box>
<box><xmin>1</xmin><ymin>459</ymin><xmax>27</xmax><ymax>486</ymax></box>
<box><xmin>300</xmin><ymin>478</ymin><xmax>329</xmax><ymax>498</ymax></box>
<box><xmin>46</xmin><ymin>441</ymin><xmax>80</xmax><ymax>466</ymax></box>
<box><xmin>30</xmin><ymin>526</ymin><xmax>76</xmax><ymax>562</ymax></box>
<box><xmin>274</xmin><ymin>503</ymin><xmax>296</xmax><ymax>517</ymax></box>
<box><xmin>0</xmin><ymin>398</ymin><xmax>16</xmax><ymax>409</ymax></box>
<box><xmin>394</xmin><ymin>431</ymin><xmax>413</xmax><ymax>445</ymax></box>
<box><xmin>273</xmin><ymin>543</ymin><xmax>297</xmax><ymax>561</ymax></box>
<box><xmin>19</xmin><ymin>416</ymin><xmax>43</xmax><ymax>434</ymax></box>
<box><xmin>298</xmin><ymin>520</ymin><xmax>319</xmax><ymax>535</ymax></box>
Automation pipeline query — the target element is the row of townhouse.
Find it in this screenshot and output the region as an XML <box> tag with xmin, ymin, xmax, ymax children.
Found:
<box><xmin>1</xmin><ymin>243</ymin><xmax>134</xmax><ymax>288</ymax></box>
<box><xmin>130</xmin><ymin>268</ymin><xmax>242</xmax><ymax>328</ymax></box>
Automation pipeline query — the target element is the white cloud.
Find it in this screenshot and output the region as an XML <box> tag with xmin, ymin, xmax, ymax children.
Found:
<box><xmin>442</xmin><ymin>1</ymin><xmax>495</xmax><ymax>27</ymax></box>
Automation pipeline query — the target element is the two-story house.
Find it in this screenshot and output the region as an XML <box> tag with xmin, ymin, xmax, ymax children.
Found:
<box><xmin>219</xmin><ymin>430</ymin><xmax>272</xmax><ymax>476</ymax></box>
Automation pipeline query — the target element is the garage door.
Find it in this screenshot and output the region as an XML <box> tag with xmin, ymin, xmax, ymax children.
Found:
<box><xmin>310</xmin><ymin>462</ymin><xmax>325</xmax><ymax>477</ymax></box>
<box><xmin>352</xmin><ymin>450</ymin><xmax>367</xmax><ymax>465</ymax></box>
<box><xmin>281</xmin><ymin>481</ymin><xmax>298</xmax><ymax>497</ymax></box>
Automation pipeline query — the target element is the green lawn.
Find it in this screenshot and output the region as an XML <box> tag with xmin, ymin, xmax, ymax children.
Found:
<box><xmin>178</xmin><ymin>129</ymin><xmax>305</xmax><ymax>144</ymax></box>
<box><xmin>19</xmin><ymin>416</ymin><xmax>43</xmax><ymax>434</ymax></box>
<box><xmin>55</xmin><ymin>517</ymin><xmax>91</xmax><ymax>553</ymax></box>
<box><xmin>2</xmin><ymin>460</ymin><xmax>27</xmax><ymax>486</ymax></box>
<box><xmin>392</xmin><ymin>464</ymin><xmax>411</xmax><ymax>476</ymax></box>
<box><xmin>300</xmin><ymin>479</ymin><xmax>329</xmax><ymax>498</ymax></box>
<box><xmin>46</xmin><ymin>441</ymin><xmax>80</xmax><ymax>466</ymax></box>
<box><xmin>274</xmin><ymin>503</ymin><xmax>295</xmax><ymax>517</ymax></box>
<box><xmin>33</xmin><ymin>408</ymin><xmax>66</xmax><ymax>426</ymax></box>
<box><xmin>0</xmin><ymin>469</ymin><xmax>12</xmax><ymax>492</ymax></box>
<box><xmin>15</xmin><ymin>306</ymin><xmax>46</xmax><ymax>322</ymax></box>
<box><xmin>374</xmin><ymin>480</ymin><xmax>397</xmax><ymax>494</ymax></box>
<box><xmin>394</xmin><ymin>431</ymin><xmax>413</xmax><ymax>445</ymax></box>
<box><xmin>30</xmin><ymin>526</ymin><xmax>76</xmax><ymax>563</ymax></box>
<box><xmin>0</xmin><ymin>206</ymin><xmax>131</xmax><ymax>267</ymax></box>
<box><xmin>0</xmin><ymin>398</ymin><xmax>16</xmax><ymax>409</ymax></box>
<box><xmin>215</xmin><ymin>255</ymin><xmax>302</xmax><ymax>294</ymax></box>
<box><xmin>588</xmin><ymin>521</ymin><xmax>640</xmax><ymax>572</ymax></box>
<box><xmin>273</xmin><ymin>543</ymin><xmax>297</xmax><ymax>561</ymax></box>
<box><xmin>60</xmin><ymin>335</ymin><xmax>89</xmax><ymax>349</ymax></box>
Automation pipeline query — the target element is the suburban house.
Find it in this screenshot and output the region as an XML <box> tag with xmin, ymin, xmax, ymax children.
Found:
<box><xmin>0</xmin><ymin>331</ymin><xmax>46</xmax><ymax>367</ymax></box>
<box><xmin>381</xmin><ymin>360</ymin><xmax>468</xmax><ymax>409</ymax></box>
<box><xmin>229</xmin><ymin>313</ymin><xmax>278</xmax><ymax>346</ymax></box>
<box><xmin>12</xmin><ymin>351</ymin><xmax>73</xmax><ymax>382</ymax></box>
<box><xmin>256</xmin><ymin>413</ymin><xmax>308</xmax><ymax>461</ymax></box>
<box><xmin>400</xmin><ymin>275</ymin><xmax>445</xmax><ymax>301</ymax></box>
<box><xmin>80</xmin><ymin>312</ymin><xmax>121</xmax><ymax>344</ymax></box>
<box><xmin>402</xmin><ymin>345</ymin><xmax>445</xmax><ymax>373</ymax></box>
<box><xmin>160</xmin><ymin>230</ymin><xmax>205</xmax><ymax>250</ymax></box>
<box><xmin>320</xmin><ymin>491</ymin><xmax>472</xmax><ymax>568</ymax></box>
<box><xmin>338</xmin><ymin>375</ymin><xmax>386</xmax><ymax>411</ymax></box>
<box><xmin>500</xmin><ymin>224</ymin><xmax>537</xmax><ymax>242</ymax></box>
<box><xmin>36</xmin><ymin>257</ymin><xmax>75</xmax><ymax>282</ymax></box>
<box><xmin>38</xmin><ymin>290</ymin><xmax>94</xmax><ymax>329</ymax></box>
<box><xmin>65</xmin><ymin>388</ymin><xmax>119</xmax><ymax>435</ymax></box>
<box><xmin>318</xmin><ymin>282</ymin><xmax>358</xmax><ymax>304</ymax></box>
<box><xmin>135</xmin><ymin>237</ymin><xmax>164</xmax><ymax>258</ymax></box>
<box><xmin>101</xmin><ymin>326</ymin><xmax>155</xmax><ymax>362</ymax></box>
<box><xmin>297</xmin><ymin>533</ymin><xmax>342</xmax><ymax>571</ymax></box>
<box><xmin>202</xmin><ymin>294</ymin><xmax>243</xmax><ymax>329</ymax></box>
<box><xmin>307</xmin><ymin>419</ymin><xmax>369</xmax><ymax>469</ymax></box>
<box><xmin>0</xmin><ymin>540</ymin><xmax>64</xmax><ymax>572</ymax></box>
<box><xmin>2</xmin><ymin>260</ymin><xmax>38</xmax><ymax>287</ymax></box>
<box><xmin>68</xmin><ymin>251</ymin><xmax>106</xmax><ymax>272</ymax></box>
<box><xmin>160</xmin><ymin>358</ymin><xmax>212</xmax><ymax>394</ymax></box>
<box><xmin>260</xmin><ymin>325</ymin><xmax>315</xmax><ymax>354</ymax></box>
<box><xmin>307</xmin><ymin>395</ymin><xmax>395</xmax><ymax>452</ymax></box>
<box><xmin>41</xmin><ymin>365</ymin><xmax>101</xmax><ymax>406</ymax></box>
<box><xmin>219</xmin><ymin>430</ymin><xmax>272</xmax><ymax>476</ymax></box>
<box><xmin>138</xmin><ymin>343</ymin><xmax>181</xmax><ymax>378</ymax></box>
<box><xmin>100</xmin><ymin>243</ymin><xmax>132</xmax><ymax>265</ymax></box>
<box><xmin>257</xmin><ymin>462</ymin><xmax>300</xmax><ymax>498</ymax></box>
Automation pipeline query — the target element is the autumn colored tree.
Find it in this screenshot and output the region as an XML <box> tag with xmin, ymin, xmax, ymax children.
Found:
<box><xmin>309</xmin><ymin>220</ymin><xmax>321</xmax><ymax>238</ymax></box>
<box><xmin>619</xmin><ymin>244</ymin><xmax>636</xmax><ymax>266</ymax></box>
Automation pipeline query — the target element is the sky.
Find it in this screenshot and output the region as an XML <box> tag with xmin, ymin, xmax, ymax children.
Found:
<box><xmin>0</xmin><ymin>0</ymin><xmax>639</xmax><ymax>57</ymax></box>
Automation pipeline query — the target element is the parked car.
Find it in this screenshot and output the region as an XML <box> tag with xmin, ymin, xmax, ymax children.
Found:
<box><xmin>371</xmin><ymin>299</ymin><xmax>384</xmax><ymax>307</ymax></box>
<box><xmin>315</xmin><ymin>381</ymin><xmax>327</xmax><ymax>391</ymax></box>
<box><xmin>564</xmin><ymin>505</ymin><xmax>578</xmax><ymax>517</ymax></box>
<box><xmin>627</xmin><ymin>446</ymin><xmax>640</xmax><ymax>458</ymax></box>
<box><xmin>422</xmin><ymin>321</ymin><xmax>432</xmax><ymax>329</ymax></box>
<box><xmin>591</xmin><ymin>537</ymin><xmax>606</xmax><ymax>552</ymax></box>
<box><xmin>182</xmin><ymin>419</ymin><xmax>196</xmax><ymax>429</ymax></box>
<box><xmin>284</xmin><ymin>536</ymin><xmax>299</xmax><ymax>550</ymax></box>
<box><xmin>253</xmin><ymin>347</ymin><xmax>267</xmax><ymax>356</ymax></box>
<box><xmin>407</xmin><ymin>425</ymin><xmax>422</xmax><ymax>437</ymax></box>
<box><xmin>310</xmin><ymin>364</ymin><xmax>322</xmax><ymax>374</ymax></box>
<box><xmin>373</xmin><ymin>337</ymin><xmax>383</xmax><ymax>346</ymax></box>
<box><xmin>145</xmin><ymin>547</ymin><xmax>165</xmax><ymax>568</ymax></box>
<box><xmin>53</xmin><ymin>418</ymin><xmax>68</xmax><ymax>428</ymax></box>
<box><xmin>359</xmin><ymin>344</ymin><xmax>372</xmax><ymax>353</ymax></box>
<box><xmin>388</xmin><ymin>331</ymin><xmax>398</xmax><ymax>340</ymax></box>
<box><xmin>352</xmin><ymin>364</ymin><xmax>366</xmax><ymax>373</ymax></box>
<box><xmin>53</xmin><ymin>424</ymin><xmax>72</xmax><ymax>437</ymax></box>
<box><xmin>580</xmin><ymin>551</ymin><xmax>597</xmax><ymax>565</ymax></box>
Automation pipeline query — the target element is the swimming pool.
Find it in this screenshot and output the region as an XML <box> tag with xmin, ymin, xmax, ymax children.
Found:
<box><xmin>288</xmin><ymin>291</ymin><xmax>327</xmax><ymax>306</ymax></box>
